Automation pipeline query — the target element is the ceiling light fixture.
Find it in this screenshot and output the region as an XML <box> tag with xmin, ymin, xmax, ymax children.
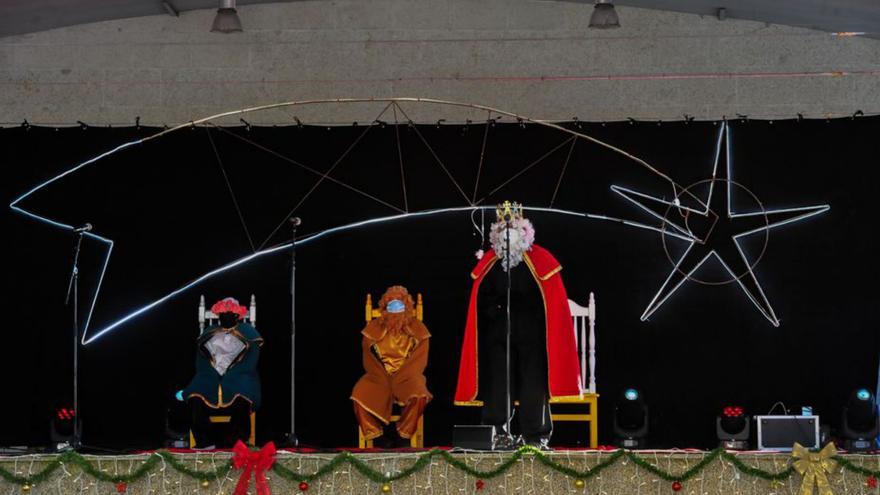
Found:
<box><xmin>211</xmin><ymin>0</ymin><xmax>243</xmax><ymax>33</ymax></box>
<box><xmin>162</xmin><ymin>2</ymin><xmax>179</xmax><ymax>17</ymax></box>
<box><xmin>589</xmin><ymin>0</ymin><xmax>620</xmax><ymax>29</ymax></box>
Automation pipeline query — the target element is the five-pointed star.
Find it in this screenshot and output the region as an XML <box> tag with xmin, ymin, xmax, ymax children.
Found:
<box><xmin>611</xmin><ymin>123</ymin><xmax>829</xmax><ymax>327</ymax></box>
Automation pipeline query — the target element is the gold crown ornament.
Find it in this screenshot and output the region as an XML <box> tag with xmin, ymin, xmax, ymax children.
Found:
<box><xmin>495</xmin><ymin>201</ymin><xmax>524</xmax><ymax>222</ymax></box>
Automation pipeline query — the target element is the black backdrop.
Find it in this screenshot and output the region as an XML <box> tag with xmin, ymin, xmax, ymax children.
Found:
<box><xmin>2</xmin><ymin>117</ymin><xmax>878</xmax><ymax>450</ymax></box>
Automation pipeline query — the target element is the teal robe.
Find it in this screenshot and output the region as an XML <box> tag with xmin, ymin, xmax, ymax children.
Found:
<box><xmin>183</xmin><ymin>322</ymin><xmax>263</xmax><ymax>409</ymax></box>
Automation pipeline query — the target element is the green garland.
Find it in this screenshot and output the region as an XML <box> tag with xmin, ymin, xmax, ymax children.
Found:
<box><xmin>1</xmin><ymin>446</ymin><xmax>877</xmax><ymax>489</ymax></box>
<box><xmin>0</xmin><ymin>451</ymin><xmax>230</xmax><ymax>486</ymax></box>
<box><xmin>833</xmin><ymin>456</ymin><xmax>880</xmax><ymax>478</ymax></box>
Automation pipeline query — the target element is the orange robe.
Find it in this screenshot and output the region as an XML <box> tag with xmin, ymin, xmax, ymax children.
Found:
<box><xmin>351</xmin><ymin>317</ymin><xmax>432</xmax><ymax>439</ymax></box>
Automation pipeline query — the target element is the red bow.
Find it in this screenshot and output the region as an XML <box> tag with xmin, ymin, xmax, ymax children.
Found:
<box><xmin>232</xmin><ymin>441</ymin><xmax>276</xmax><ymax>495</ymax></box>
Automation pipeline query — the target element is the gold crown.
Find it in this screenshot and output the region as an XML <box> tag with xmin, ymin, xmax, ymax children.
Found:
<box><xmin>495</xmin><ymin>201</ymin><xmax>524</xmax><ymax>222</ymax></box>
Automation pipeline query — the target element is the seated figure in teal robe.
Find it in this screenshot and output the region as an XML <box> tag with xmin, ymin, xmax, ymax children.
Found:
<box><xmin>182</xmin><ymin>297</ymin><xmax>263</xmax><ymax>448</ymax></box>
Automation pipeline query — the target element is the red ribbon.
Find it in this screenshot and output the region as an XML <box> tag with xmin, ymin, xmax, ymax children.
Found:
<box><xmin>232</xmin><ymin>441</ymin><xmax>276</xmax><ymax>495</ymax></box>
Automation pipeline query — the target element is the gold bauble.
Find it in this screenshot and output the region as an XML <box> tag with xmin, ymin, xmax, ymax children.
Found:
<box><xmin>381</xmin><ymin>483</ymin><xmax>392</xmax><ymax>493</ymax></box>
<box><xmin>200</xmin><ymin>480</ymin><xmax>210</xmax><ymax>489</ymax></box>
<box><xmin>21</xmin><ymin>484</ymin><xmax>32</xmax><ymax>493</ymax></box>
<box><xmin>574</xmin><ymin>478</ymin><xmax>585</xmax><ymax>489</ymax></box>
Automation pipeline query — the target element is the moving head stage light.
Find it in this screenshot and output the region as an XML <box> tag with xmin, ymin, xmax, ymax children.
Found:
<box><xmin>716</xmin><ymin>405</ymin><xmax>750</xmax><ymax>450</ymax></box>
<box><xmin>841</xmin><ymin>388</ymin><xmax>879</xmax><ymax>452</ymax></box>
<box><xmin>50</xmin><ymin>404</ymin><xmax>80</xmax><ymax>451</ymax></box>
<box><xmin>614</xmin><ymin>388</ymin><xmax>648</xmax><ymax>448</ymax></box>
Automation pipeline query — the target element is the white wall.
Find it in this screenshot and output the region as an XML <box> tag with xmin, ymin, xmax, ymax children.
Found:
<box><xmin>1</xmin><ymin>0</ymin><xmax>878</xmax><ymax>125</ymax></box>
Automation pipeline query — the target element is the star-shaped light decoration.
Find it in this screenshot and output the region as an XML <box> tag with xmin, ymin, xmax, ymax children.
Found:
<box><xmin>611</xmin><ymin>122</ymin><xmax>829</xmax><ymax>326</ymax></box>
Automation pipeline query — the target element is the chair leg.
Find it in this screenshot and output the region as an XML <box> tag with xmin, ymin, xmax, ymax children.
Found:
<box><xmin>589</xmin><ymin>399</ymin><xmax>598</xmax><ymax>448</ymax></box>
<box><xmin>248</xmin><ymin>412</ymin><xmax>256</xmax><ymax>446</ymax></box>
<box><xmin>358</xmin><ymin>411</ymin><xmax>425</xmax><ymax>448</ymax></box>
<box><xmin>359</xmin><ymin>427</ymin><xmax>372</xmax><ymax>448</ymax></box>
<box><xmin>410</xmin><ymin>415</ymin><xmax>424</xmax><ymax>448</ymax></box>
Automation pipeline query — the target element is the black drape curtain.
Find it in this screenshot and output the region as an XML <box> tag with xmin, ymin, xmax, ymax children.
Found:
<box><xmin>2</xmin><ymin>118</ymin><xmax>878</xmax><ymax>450</ymax></box>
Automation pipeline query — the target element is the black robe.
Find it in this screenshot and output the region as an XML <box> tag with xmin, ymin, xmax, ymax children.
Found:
<box><xmin>477</xmin><ymin>261</ymin><xmax>552</xmax><ymax>440</ymax></box>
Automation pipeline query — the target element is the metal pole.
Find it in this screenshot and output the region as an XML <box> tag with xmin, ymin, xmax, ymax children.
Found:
<box><xmin>65</xmin><ymin>231</ymin><xmax>85</xmax><ymax>450</ymax></box>
<box><xmin>288</xmin><ymin>217</ymin><xmax>300</xmax><ymax>446</ymax></box>
<box><xmin>72</xmin><ymin>264</ymin><xmax>80</xmax><ymax>449</ymax></box>
<box><xmin>504</xmin><ymin>220</ymin><xmax>513</xmax><ymax>440</ymax></box>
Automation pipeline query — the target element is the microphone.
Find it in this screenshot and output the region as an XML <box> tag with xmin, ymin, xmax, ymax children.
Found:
<box><xmin>73</xmin><ymin>223</ymin><xmax>93</xmax><ymax>233</ymax></box>
<box><xmin>290</xmin><ymin>217</ymin><xmax>302</xmax><ymax>227</ymax></box>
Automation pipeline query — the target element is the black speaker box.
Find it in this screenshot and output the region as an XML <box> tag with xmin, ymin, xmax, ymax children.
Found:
<box><xmin>453</xmin><ymin>425</ymin><xmax>495</xmax><ymax>450</ymax></box>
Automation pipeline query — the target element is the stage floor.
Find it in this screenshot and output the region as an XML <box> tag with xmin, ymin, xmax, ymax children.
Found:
<box><xmin>2</xmin><ymin>447</ymin><xmax>879</xmax><ymax>495</ymax></box>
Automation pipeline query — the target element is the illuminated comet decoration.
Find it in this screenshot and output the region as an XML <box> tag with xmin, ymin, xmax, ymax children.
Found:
<box><xmin>9</xmin><ymin>99</ymin><xmax>831</xmax><ymax>343</ymax></box>
<box><xmin>12</xmin><ymin>98</ymin><xmax>700</xmax><ymax>344</ymax></box>
<box><xmin>611</xmin><ymin>122</ymin><xmax>829</xmax><ymax>326</ymax></box>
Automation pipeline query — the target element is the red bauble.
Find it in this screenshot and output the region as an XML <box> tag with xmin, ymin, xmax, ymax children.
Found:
<box><xmin>115</xmin><ymin>482</ymin><xmax>127</xmax><ymax>493</ymax></box>
<box><xmin>867</xmin><ymin>476</ymin><xmax>877</xmax><ymax>489</ymax></box>
<box><xmin>298</xmin><ymin>481</ymin><xmax>310</xmax><ymax>491</ymax></box>
<box><xmin>475</xmin><ymin>479</ymin><xmax>485</xmax><ymax>490</ymax></box>
<box><xmin>671</xmin><ymin>481</ymin><xmax>683</xmax><ymax>492</ymax></box>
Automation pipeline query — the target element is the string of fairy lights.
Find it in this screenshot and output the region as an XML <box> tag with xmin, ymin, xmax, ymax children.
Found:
<box><xmin>2</xmin><ymin>447</ymin><xmax>880</xmax><ymax>494</ymax></box>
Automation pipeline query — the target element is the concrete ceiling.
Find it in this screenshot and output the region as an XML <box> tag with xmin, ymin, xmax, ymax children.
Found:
<box><xmin>614</xmin><ymin>0</ymin><xmax>880</xmax><ymax>35</ymax></box>
<box><xmin>1</xmin><ymin>0</ymin><xmax>879</xmax><ymax>38</ymax></box>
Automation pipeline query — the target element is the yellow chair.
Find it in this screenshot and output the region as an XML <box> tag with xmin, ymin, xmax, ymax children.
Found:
<box><xmin>548</xmin><ymin>394</ymin><xmax>598</xmax><ymax>448</ymax></box>
<box><xmin>549</xmin><ymin>294</ymin><xmax>599</xmax><ymax>448</ymax></box>
<box><xmin>455</xmin><ymin>294</ymin><xmax>600</xmax><ymax>448</ymax></box>
<box><xmin>189</xmin><ymin>413</ymin><xmax>256</xmax><ymax>448</ymax></box>
<box><xmin>357</xmin><ymin>293</ymin><xmax>425</xmax><ymax>448</ymax></box>
<box><xmin>188</xmin><ymin>295</ymin><xmax>259</xmax><ymax>448</ymax></box>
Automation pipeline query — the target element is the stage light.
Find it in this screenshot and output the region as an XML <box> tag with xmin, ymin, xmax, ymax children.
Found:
<box><xmin>211</xmin><ymin>0</ymin><xmax>243</xmax><ymax>33</ymax></box>
<box><xmin>841</xmin><ymin>388</ymin><xmax>879</xmax><ymax>452</ymax></box>
<box><xmin>589</xmin><ymin>0</ymin><xmax>620</xmax><ymax>29</ymax></box>
<box><xmin>614</xmin><ymin>388</ymin><xmax>648</xmax><ymax>448</ymax></box>
<box><xmin>50</xmin><ymin>405</ymin><xmax>80</xmax><ymax>451</ymax></box>
<box><xmin>165</xmin><ymin>401</ymin><xmax>190</xmax><ymax>448</ymax></box>
<box><xmin>716</xmin><ymin>405</ymin><xmax>750</xmax><ymax>450</ymax></box>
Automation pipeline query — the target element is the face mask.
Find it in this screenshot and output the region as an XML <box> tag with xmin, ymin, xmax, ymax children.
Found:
<box><xmin>218</xmin><ymin>312</ymin><xmax>239</xmax><ymax>329</ymax></box>
<box><xmin>386</xmin><ymin>299</ymin><xmax>406</xmax><ymax>313</ymax></box>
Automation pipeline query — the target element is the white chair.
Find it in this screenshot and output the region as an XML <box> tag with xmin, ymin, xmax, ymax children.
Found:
<box><xmin>199</xmin><ymin>294</ymin><xmax>257</xmax><ymax>331</ymax></box>
<box><xmin>189</xmin><ymin>294</ymin><xmax>258</xmax><ymax>448</ymax></box>
<box><xmin>569</xmin><ymin>292</ymin><xmax>597</xmax><ymax>395</ymax></box>
<box><xmin>548</xmin><ymin>293</ymin><xmax>599</xmax><ymax>447</ymax></box>
<box><xmin>455</xmin><ymin>293</ymin><xmax>600</xmax><ymax>447</ymax></box>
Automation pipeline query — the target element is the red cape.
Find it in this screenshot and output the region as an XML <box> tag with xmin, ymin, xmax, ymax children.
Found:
<box><xmin>454</xmin><ymin>244</ymin><xmax>582</xmax><ymax>404</ymax></box>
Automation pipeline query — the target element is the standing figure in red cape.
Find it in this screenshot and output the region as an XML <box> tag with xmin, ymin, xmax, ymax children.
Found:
<box><xmin>455</xmin><ymin>202</ymin><xmax>581</xmax><ymax>448</ymax></box>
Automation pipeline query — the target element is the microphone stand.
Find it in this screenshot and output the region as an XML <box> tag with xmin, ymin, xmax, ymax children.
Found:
<box><xmin>64</xmin><ymin>227</ymin><xmax>87</xmax><ymax>451</ymax></box>
<box><xmin>499</xmin><ymin>216</ymin><xmax>515</xmax><ymax>449</ymax></box>
<box><xmin>281</xmin><ymin>217</ymin><xmax>300</xmax><ymax>447</ymax></box>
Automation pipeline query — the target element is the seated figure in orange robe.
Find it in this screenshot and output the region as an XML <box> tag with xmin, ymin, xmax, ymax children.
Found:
<box><xmin>351</xmin><ymin>285</ymin><xmax>431</xmax><ymax>444</ymax></box>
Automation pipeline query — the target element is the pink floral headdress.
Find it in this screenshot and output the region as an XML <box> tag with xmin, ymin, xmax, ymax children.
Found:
<box><xmin>211</xmin><ymin>297</ymin><xmax>248</xmax><ymax>318</ymax></box>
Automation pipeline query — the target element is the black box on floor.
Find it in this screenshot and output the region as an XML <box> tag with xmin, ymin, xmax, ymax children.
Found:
<box><xmin>453</xmin><ymin>425</ymin><xmax>494</xmax><ymax>450</ymax></box>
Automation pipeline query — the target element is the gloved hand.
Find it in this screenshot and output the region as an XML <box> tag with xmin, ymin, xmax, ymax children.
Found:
<box><xmin>175</xmin><ymin>390</ymin><xmax>184</xmax><ymax>402</ymax></box>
